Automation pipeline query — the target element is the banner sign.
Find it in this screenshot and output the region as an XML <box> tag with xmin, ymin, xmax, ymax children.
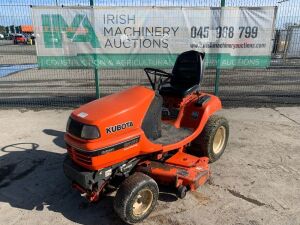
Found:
<box><xmin>32</xmin><ymin>6</ymin><xmax>277</xmax><ymax>69</ymax></box>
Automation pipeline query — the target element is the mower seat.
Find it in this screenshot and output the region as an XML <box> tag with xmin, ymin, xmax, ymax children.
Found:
<box><xmin>159</xmin><ymin>50</ymin><xmax>205</xmax><ymax>98</ymax></box>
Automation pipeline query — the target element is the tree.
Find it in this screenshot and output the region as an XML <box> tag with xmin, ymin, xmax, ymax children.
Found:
<box><xmin>0</xmin><ymin>25</ymin><xmax>5</xmax><ymax>34</ymax></box>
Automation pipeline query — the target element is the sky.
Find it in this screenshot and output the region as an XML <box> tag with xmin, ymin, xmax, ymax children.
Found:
<box><xmin>0</xmin><ymin>0</ymin><xmax>299</xmax><ymax>29</ymax></box>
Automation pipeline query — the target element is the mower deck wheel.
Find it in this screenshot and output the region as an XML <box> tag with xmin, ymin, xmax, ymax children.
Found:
<box><xmin>177</xmin><ymin>185</ymin><xmax>187</xmax><ymax>199</ymax></box>
<box><xmin>113</xmin><ymin>172</ymin><xmax>159</xmax><ymax>224</ymax></box>
<box><xmin>197</xmin><ymin>115</ymin><xmax>229</xmax><ymax>163</ymax></box>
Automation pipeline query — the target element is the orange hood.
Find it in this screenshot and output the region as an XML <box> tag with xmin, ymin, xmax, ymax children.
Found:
<box><xmin>71</xmin><ymin>86</ymin><xmax>154</xmax><ymax>139</ymax></box>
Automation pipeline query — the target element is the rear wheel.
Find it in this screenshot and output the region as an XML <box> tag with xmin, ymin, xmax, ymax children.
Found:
<box><xmin>196</xmin><ymin>115</ymin><xmax>229</xmax><ymax>163</ymax></box>
<box><xmin>114</xmin><ymin>172</ymin><xmax>159</xmax><ymax>224</ymax></box>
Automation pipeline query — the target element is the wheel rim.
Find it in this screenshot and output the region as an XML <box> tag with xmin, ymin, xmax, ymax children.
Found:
<box><xmin>213</xmin><ymin>126</ymin><xmax>226</xmax><ymax>154</ymax></box>
<box><xmin>132</xmin><ymin>189</ymin><xmax>153</xmax><ymax>217</ymax></box>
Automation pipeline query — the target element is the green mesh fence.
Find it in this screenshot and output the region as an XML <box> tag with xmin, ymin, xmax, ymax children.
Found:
<box><xmin>0</xmin><ymin>0</ymin><xmax>299</xmax><ymax>108</ymax></box>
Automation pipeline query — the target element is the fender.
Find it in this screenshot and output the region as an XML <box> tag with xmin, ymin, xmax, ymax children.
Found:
<box><xmin>162</xmin><ymin>94</ymin><xmax>222</xmax><ymax>152</ymax></box>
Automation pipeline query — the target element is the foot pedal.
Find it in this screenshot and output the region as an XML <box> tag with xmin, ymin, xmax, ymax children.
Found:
<box><xmin>162</xmin><ymin>107</ymin><xmax>170</xmax><ymax>118</ymax></box>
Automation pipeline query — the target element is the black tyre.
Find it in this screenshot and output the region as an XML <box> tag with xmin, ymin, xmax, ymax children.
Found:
<box><xmin>196</xmin><ymin>115</ymin><xmax>229</xmax><ymax>163</ymax></box>
<box><xmin>113</xmin><ymin>172</ymin><xmax>159</xmax><ymax>224</ymax></box>
<box><xmin>177</xmin><ymin>185</ymin><xmax>187</xmax><ymax>199</ymax></box>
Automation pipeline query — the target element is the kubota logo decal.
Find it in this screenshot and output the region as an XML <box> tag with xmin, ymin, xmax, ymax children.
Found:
<box><xmin>106</xmin><ymin>121</ymin><xmax>134</xmax><ymax>134</ymax></box>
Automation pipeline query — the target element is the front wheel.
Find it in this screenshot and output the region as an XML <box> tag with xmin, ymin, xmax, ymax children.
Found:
<box><xmin>113</xmin><ymin>172</ymin><xmax>159</xmax><ymax>224</ymax></box>
<box><xmin>196</xmin><ymin>115</ymin><xmax>229</xmax><ymax>163</ymax></box>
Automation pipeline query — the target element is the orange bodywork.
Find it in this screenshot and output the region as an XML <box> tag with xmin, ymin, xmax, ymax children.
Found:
<box><xmin>20</xmin><ymin>25</ymin><xmax>33</xmax><ymax>33</ymax></box>
<box><xmin>65</xmin><ymin>85</ymin><xmax>222</xmax><ymax>171</ymax></box>
<box><xmin>137</xmin><ymin>152</ymin><xmax>209</xmax><ymax>191</ymax></box>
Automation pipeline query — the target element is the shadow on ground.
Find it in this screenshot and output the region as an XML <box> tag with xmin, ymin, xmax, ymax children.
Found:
<box><xmin>0</xmin><ymin>142</ymin><xmax>125</xmax><ymax>225</ymax></box>
<box><xmin>43</xmin><ymin>129</ymin><xmax>65</xmax><ymax>148</ymax></box>
<box><xmin>0</xmin><ymin>140</ymin><xmax>179</xmax><ymax>224</ymax></box>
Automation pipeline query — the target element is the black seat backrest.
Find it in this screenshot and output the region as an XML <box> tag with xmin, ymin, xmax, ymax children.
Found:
<box><xmin>171</xmin><ymin>51</ymin><xmax>205</xmax><ymax>89</ymax></box>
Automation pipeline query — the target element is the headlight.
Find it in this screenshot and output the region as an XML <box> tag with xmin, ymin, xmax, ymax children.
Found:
<box><xmin>81</xmin><ymin>125</ymin><xmax>100</xmax><ymax>139</ymax></box>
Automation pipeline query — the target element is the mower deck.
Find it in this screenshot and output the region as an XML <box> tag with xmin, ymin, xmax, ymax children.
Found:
<box><xmin>137</xmin><ymin>152</ymin><xmax>209</xmax><ymax>191</ymax></box>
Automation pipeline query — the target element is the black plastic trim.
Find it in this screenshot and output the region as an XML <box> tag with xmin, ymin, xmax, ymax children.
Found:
<box><xmin>195</xmin><ymin>95</ymin><xmax>211</xmax><ymax>106</ymax></box>
<box><xmin>70</xmin><ymin>136</ymin><xmax>140</xmax><ymax>157</ymax></box>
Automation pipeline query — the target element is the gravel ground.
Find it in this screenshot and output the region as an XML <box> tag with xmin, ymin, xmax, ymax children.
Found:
<box><xmin>0</xmin><ymin>107</ymin><xmax>299</xmax><ymax>225</ymax></box>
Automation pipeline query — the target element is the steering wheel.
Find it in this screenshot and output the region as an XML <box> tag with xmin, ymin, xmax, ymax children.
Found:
<box><xmin>144</xmin><ymin>68</ymin><xmax>172</xmax><ymax>91</ymax></box>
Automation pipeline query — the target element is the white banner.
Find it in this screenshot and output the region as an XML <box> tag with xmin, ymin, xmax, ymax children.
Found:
<box><xmin>32</xmin><ymin>6</ymin><xmax>277</xmax><ymax>68</ymax></box>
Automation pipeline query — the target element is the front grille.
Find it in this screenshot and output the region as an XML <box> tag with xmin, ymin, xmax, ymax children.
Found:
<box><xmin>67</xmin><ymin>144</ymin><xmax>92</xmax><ymax>165</ymax></box>
<box><xmin>68</xmin><ymin>118</ymin><xmax>84</xmax><ymax>138</ymax></box>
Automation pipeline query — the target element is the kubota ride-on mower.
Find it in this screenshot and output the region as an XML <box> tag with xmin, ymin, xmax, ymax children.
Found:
<box><xmin>63</xmin><ymin>50</ymin><xmax>229</xmax><ymax>223</ymax></box>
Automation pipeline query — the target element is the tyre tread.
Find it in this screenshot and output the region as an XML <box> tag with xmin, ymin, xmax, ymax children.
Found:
<box><xmin>198</xmin><ymin>115</ymin><xmax>229</xmax><ymax>162</ymax></box>
<box><xmin>114</xmin><ymin>172</ymin><xmax>158</xmax><ymax>224</ymax></box>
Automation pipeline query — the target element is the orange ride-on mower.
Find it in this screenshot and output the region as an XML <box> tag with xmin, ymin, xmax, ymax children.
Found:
<box><xmin>63</xmin><ymin>50</ymin><xmax>229</xmax><ymax>223</ymax></box>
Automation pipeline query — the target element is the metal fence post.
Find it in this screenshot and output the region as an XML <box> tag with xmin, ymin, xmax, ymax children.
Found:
<box><xmin>214</xmin><ymin>0</ymin><xmax>225</xmax><ymax>96</ymax></box>
<box><xmin>90</xmin><ymin>0</ymin><xmax>100</xmax><ymax>98</ymax></box>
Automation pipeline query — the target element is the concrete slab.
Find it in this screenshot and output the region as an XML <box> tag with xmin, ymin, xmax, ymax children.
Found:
<box><xmin>0</xmin><ymin>108</ymin><xmax>299</xmax><ymax>225</ymax></box>
<box><xmin>275</xmin><ymin>107</ymin><xmax>300</xmax><ymax>124</ymax></box>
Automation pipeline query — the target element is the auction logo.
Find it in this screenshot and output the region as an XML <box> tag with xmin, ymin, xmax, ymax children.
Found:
<box><xmin>41</xmin><ymin>14</ymin><xmax>100</xmax><ymax>48</ymax></box>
